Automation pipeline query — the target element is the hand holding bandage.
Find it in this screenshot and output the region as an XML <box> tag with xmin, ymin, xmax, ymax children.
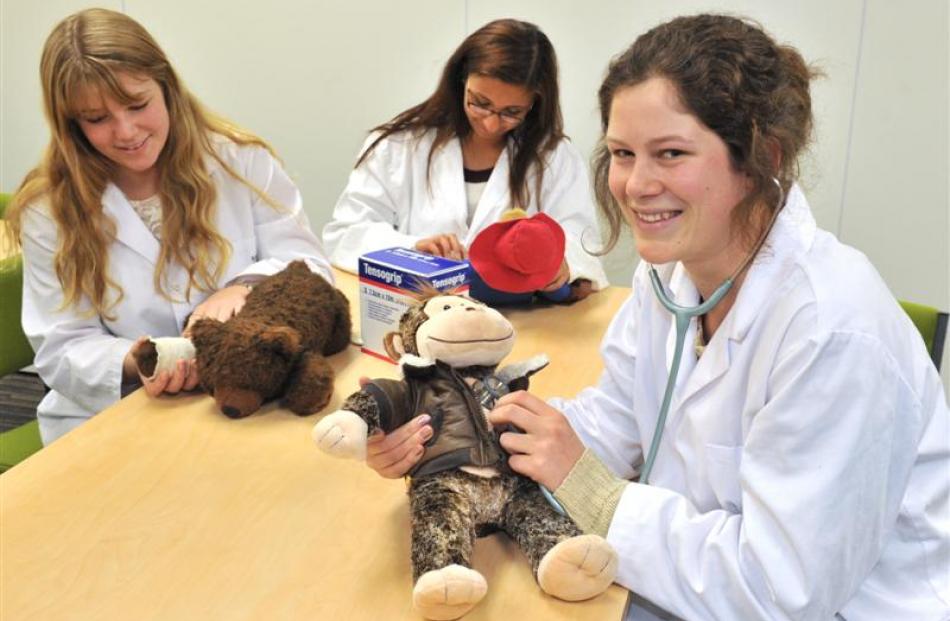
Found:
<box><xmin>126</xmin><ymin>336</ymin><xmax>200</xmax><ymax>397</ymax></box>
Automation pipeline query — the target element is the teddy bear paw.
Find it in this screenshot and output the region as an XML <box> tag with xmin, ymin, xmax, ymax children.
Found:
<box><xmin>412</xmin><ymin>564</ymin><xmax>487</xmax><ymax>621</ymax></box>
<box><xmin>311</xmin><ymin>410</ymin><xmax>368</xmax><ymax>460</ymax></box>
<box><xmin>537</xmin><ymin>534</ymin><xmax>617</xmax><ymax>602</ymax></box>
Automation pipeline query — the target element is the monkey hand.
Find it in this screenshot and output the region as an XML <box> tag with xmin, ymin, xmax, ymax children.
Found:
<box><xmin>312</xmin><ymin>410</ymin><xmax>369</xmax><ymax>460</ymax></box>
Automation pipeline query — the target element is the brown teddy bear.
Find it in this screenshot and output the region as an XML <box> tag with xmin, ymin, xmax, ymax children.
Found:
<box><xmin>135</xmin><ymin>261</ymin><xmax>352</xmax><ymax>418</ymax></box>
<box><xmin>312</xmin><ymin>292</ymin><xmax>617</xmax><ymax>620</ymax></box>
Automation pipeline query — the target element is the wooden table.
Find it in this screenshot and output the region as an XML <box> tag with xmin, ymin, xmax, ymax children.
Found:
<box><xmin>0</xmin><ymin>270</ymin><xmax>631</xmax><ymax>621</ymax></box>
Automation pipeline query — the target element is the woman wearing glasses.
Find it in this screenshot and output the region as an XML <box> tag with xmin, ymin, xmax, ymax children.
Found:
<box><xmin>322</xmin><ymin>19</ymin><xmax>608</xmax><ymax>301</ymax></box>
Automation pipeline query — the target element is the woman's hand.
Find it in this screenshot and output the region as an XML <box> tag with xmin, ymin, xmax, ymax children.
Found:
<box><xmin>540</xmin><ymin>260</ymin><xmax>570</xmax><ymax>292</ymax></box>
<box><xmin>123</xmin><ymin>336</ymin><xmax>200</xmax><ymax>397</ymax></box>
<box><xmin>366</xmin><ymin>415</ymin><xmax>433</xmax><ymax>478</ymax></box>
<box><xmin>414</xmin><ymin>234</ymin><xmax>466</xmax><ymax>260</ymax></box>
<box><xmin>354</xmin><ymin>376</ymin><xmax>432</xmax><ymax>478</ymax></box>
<box><xmin>489</xmin><ymin>390</ymin><xmax>584</xmax><ymax>490</ymax></box>
<box><xmin>184</xmin><ymin>284</ymin><xmax>251</xmax><ymax>336</ymax></box>
<box><xmin>140</xmin><ymin>358</ymin><xmax>200</xmax><ymax>397</ymax></box>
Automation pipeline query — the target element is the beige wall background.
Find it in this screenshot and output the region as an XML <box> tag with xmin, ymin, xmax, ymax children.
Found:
<box><xmin>2</xmin><ymin>0</ymin><xmax>948</xmax><ymax>376</ymax></box>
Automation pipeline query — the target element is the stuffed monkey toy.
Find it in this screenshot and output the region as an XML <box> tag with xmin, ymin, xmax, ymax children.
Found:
<box><xmin>312</xmin><ymin>292</ymin><xmax>617</xmax><ymax>620</ymax></box>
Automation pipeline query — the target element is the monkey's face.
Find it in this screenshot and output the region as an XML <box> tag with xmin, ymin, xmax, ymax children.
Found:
<box><xmin>413</xmin><ymin>295</ymin><xmax>514</xmax><ymax>367</ymax></box>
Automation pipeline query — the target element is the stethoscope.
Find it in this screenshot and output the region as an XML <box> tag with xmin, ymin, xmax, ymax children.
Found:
<box><xmin>640</xmin><ymin>178</ymin><xmax>786</xmax><ymax>484</ymax></box>
<box><xmin>542</xmin><ymin>178</ymin><xmax>786</xmax><ymax>513</ymax></box>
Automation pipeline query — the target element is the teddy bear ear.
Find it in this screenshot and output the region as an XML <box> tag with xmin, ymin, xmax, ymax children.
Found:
<box><xmin>286</xmin><ymin>260</ymin><xmax>308</xmax><ymax>274</ymax></box>
<box><xmin>383</xmin><ymin>332</ymin><xmax>405</xmax><ymax>361</ymax></box>
<box><xmin>256</xmin><ymin>326</ymin><xmax>302</xmax><ymax>359</ymax></box>
<box><xmin>188</xmin><ymin>318</ymin><xmax>223</xmax><ymax>347</ymax></box>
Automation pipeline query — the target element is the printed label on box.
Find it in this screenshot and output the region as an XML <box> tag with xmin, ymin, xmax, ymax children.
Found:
<box><xmin>359</xmin><ymin>248</ymin><xmax>470</xmax><ymax>362</ymax></box>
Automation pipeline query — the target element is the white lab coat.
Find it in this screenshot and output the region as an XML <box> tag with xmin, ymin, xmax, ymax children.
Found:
<box><xmin>20</xmin><ymin>141</ymin><xmax>333</xmax><ymax>445</ymax></box>
<box><xmin>553</xmin><ymin>185</ymin><xmax>950</xmax><ymax>620</ymax></box>
<box><xmin>322</xmin><ymin>129</ymin><xmax>609</xmax><ymax>289</ymax></box>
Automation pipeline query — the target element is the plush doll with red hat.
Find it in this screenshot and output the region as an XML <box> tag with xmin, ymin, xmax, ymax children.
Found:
<box><xmin>468</xmin><ymin>209</ymin><xmax>593</xmax><ymax>305</ymax></box>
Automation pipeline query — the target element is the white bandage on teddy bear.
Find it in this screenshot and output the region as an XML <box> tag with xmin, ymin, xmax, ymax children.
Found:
<box><xmin>136</xmin><ymin>337</ymin><xmax>196</xmax><ymax>380</ymax></box>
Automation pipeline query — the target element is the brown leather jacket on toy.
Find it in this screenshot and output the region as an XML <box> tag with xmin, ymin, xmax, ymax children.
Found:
<box><xmin>364</xmin><ymin>360</ymin><xmax>512</xmax><ymax>478</ymax></box>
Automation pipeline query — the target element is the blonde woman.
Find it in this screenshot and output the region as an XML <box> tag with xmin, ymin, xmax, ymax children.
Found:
<box><xmin>7</xmin><ymin>8</ymin><xmax>333</xmax><ymax>445</ymax></box>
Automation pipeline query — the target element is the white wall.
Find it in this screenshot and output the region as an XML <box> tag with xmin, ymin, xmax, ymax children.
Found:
<box><xmin>2</xmin><ymin>0</ymin><xmax>948</xmax><ymax>375</ymax></box>
<box><xmin>1</xmin><ymin>0</ymin><xmax>121</xmax><ymax>188</ymax></box>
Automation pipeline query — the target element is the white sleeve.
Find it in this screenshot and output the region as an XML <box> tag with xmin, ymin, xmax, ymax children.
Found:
<box><xmin>550</xmin><ymin>288</ymin><xmax>645</xmax><ymax>478</ymax></box>
<box><xmin>606</xmin><ymin>332</ymin><xmax>922</xmax><ymax>619</ymax></box>
<box><xmin>322</xmin><ymin>134</ymin><xmax>421</xmax><ymax>273</ymax></box>
<box><xmin>539</xmin><ymin>141</ymin><xmax>610</xmax><ymax>289</ymax></box>
<box><xmin>20</xmin><ymin>207</ymin><xmax>132</xmax><ymax>415</ymax></box>
<box><xmin>232</xmin><ymin>145</ymin><xmax>335</xmax><ymax>283</ymax></box>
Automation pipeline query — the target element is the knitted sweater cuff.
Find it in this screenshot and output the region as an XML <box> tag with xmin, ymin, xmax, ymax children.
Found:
<box><xmin>553</xmin><ymin>448</ymin><xmax>627</xmax><ymax>537</ymax></box>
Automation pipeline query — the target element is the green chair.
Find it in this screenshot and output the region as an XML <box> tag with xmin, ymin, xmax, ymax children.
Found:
<box><xmin>0</xmin><ymin>191</ymin><xmax>44</xmax><ymax>472</ymax></box>
<box><xmin>0</xmin><ymin>420</ymin><xmax>42</xmax><ymax>471</ymax></box>
<box><xmin>0</xmin><ymin>193</ymin><xmax>35</xmax><ymax>377</ymax></box>
<box><xmin>899</xmin><ymin>300</ymin><xmax>948</xmax><ymax>372</ymax></box>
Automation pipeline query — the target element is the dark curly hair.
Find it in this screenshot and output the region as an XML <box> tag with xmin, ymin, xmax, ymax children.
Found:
<box><xmin>593</xmin><ymin>14</ymin><xmax>820</xmax><ymax>252</ymax></box>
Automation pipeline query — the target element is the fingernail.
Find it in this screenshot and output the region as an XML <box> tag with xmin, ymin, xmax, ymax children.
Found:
<box><xmin>421</xmin><ymin>427</ymin><xmax>433</xmax><ymax>440</ymax></box>
<box><xmin>417</xmin><ymin>414</ymin><xmax>431</xmax><ymax>425</ymax></box>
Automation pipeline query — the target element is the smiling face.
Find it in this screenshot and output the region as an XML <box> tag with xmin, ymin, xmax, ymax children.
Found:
<box><xmin>606</xmin><ymin>77</ymin><xmax>752</xmax><ymax>284</ymax></box>
<box><xmin>73</xmin><ymin>71</ymin><xmax>170</xmax><ymax>196</ymax></box>
<box><xmin>463</xmin><ymin>74</ymin><xmax>534</xmax><ymax>143</ymax></box>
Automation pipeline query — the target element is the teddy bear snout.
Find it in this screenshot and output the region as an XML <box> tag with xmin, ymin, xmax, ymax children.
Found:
<box><xmin>214</xmin><ymin>387</ymin><xmax>263</xmax><ymax>419</ymax></box>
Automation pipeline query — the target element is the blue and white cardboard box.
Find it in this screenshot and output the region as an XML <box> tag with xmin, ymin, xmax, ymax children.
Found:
<box><xmin>358</xmin><ymin>247</ymin><xmax>470</xmax><ymax>362</ymax></box>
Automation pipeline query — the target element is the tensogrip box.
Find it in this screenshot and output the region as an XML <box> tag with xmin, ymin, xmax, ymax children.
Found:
<box><xmin>358</xmin><ymin>247</ymin><xmax>470</xmax><ymax>362</ymax></box>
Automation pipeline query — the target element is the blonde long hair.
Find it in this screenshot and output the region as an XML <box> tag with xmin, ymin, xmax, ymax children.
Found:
<box><xmin>7</xmin><ymin>8</ymin><xmax>279</xmax><ymax>319</ymax></box>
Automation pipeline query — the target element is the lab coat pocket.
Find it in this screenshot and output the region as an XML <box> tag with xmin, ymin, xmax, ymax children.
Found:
<box><xmin>703</xmin><ymin>443</ymin><xmax>743</xmax><ymax>513</ymax></box>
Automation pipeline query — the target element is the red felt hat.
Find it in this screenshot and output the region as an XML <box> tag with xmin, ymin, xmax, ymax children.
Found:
<box><xmin>468</xmin><ymin>213</ymin><xmax>566</xmax><ymax>293</ymax></box>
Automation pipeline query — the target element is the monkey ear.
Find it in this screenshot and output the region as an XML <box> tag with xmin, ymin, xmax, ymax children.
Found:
<box><xmin>383</xmin><ymin>332</ymin><xmax>405</xmax><ymax>361</ymax></box>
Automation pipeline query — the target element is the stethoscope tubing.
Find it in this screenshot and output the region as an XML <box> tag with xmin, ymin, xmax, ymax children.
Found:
<box><xmin>640</xmin><ymin>178</ymin><xmax>786</xmax><ymax>485</ymax></box>
<box><xmin>640</xmin><ymin>272</ymin><xmax>734</xmax><ymax>484</ymax></box>
<box><xmin>540</xmin><ymin>178</ymin><xmax>786</xmax><ymax>512</ymax></box>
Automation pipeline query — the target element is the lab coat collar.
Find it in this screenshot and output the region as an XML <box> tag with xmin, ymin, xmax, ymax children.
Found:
<box><xmin>662</xmin><ymin>184</ymin><xmax>816</xmax><ymax>404</ymax></box>
<box><xmin>439</xmin><ymin>137</ymin><xmax>517</xmax><ymax>242</ymax></box>
<box><xmin>102</xmin><ymin>183</ymin><xmax>160</xmax><ymax>265</ymax></box>
<box><xmin>203</xmin><ymin>134</ymin><xmax>230</xmax><ymax>175</ymax></box>
<box><xmin>427</xmin><ymin>138</ymin><xmax>468</xmax><ymax>235</ymax></box>
<box><xmin>656</xmin><ymin>263</ymin><xmax>702</xmax><ymax>393</ymax></box>
<box><xmin>467</xmin><ymin>147</ymin><xmax>513</xmax><ymax>237</ymax></box>
<box><xmin>727</xmin><ymin>183</ymin><xmax>816</xmax><ymax>344</ymax></box>
<box><xmin>100</xmin><ymin>139</ymin><xmax>229</xmax><ymax>267</ymax></box>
